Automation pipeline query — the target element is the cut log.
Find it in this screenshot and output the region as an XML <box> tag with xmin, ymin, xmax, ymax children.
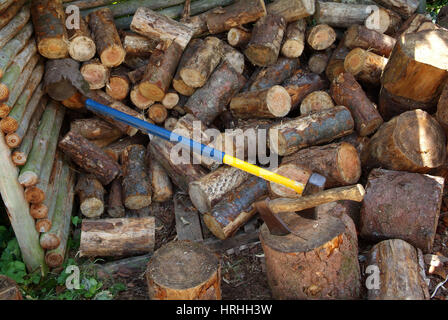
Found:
<box><xmin>59</xmin><ymin>131</ymin><xmax>121</xmax><ymax>185</ymax></box>
<box><xmin>131</xmin><ymin>7</ymin><xmax>194</xmax><ymax>50</ymax></box>
<box><xmin>203</xmin><ymin>176</ymin><xmax>267</xmax><ymax>240</ymax></box>
<box><xmin>31</xmin><ymin>0</ymin><xmax>68</xmax><ymax>59</ymax></box>
<box><xmin>80</xmin><ymin>58</ymin><xmax>109</xmax><ymax>90</ymax></box>
<box><xmin>227</xmin><ymin>27</ymin><xmax>251</xmax><ymax>48</ymax></box>
<box><xmin>366</xmin><ymin>239</ymin><xmax>430</xmax><ymax>300</ymax></box>
<box><xmin>106</xmin><ymin>179</ymin><xmax>125</xmax><ymax>218</ymax></box>
<box><xmin>121</xmin><ymin>144</ymin><xmax>152</xmax><ymax>210</ymax></box>
<box><xmin>180</xmin><ymin>36</ymin><xmax>223</xmax><ymax>88</ymax></box>
<box><xmin>221</xmin><ymin>42</ymin><xmax>245</xmax><ymax>75</ymax></box>
<box><xmin>206</xmin><ymin>0</ymin><xmax>266</xmax><ymax>34</ymax></box>
<box><xmin>130</xmin><ymin>85</ymin><xmax>154</xmax><ymax>110</ymax></box>
<box><xmin>70</xmin><ymin>118</ymin><xmax>123</xmax><ymax>141</ymax></box>
<box><xmin>326</xmin><ymin>39</ymin><xmax>350</xmax><ymax>82</ymax></box>
<box><xmin>379</xmin><ymin>30</ymin><xmax>448</xmax><ymax>119</ymax></box>
<box><xmin>148</xmin><ymin>136</ymin><xmax>207</xmax><ymax>192</ymax></box>
<box><xmin>362</xmin><ymin>109</ymin><xmax>446</xmax><ymax>173</ymax></box>
<box><xmin>268</xmin><ymin>105</ymin><xmax>354</xmax><ymax>156</ymax></box>
<box><xmin>149</xmin><ymin>159</ymin><xmax>173</xmax><ymax>203</ymax></box>
<box><xmin>393</xmin><ymin>13</ymin><xmax>431</xmax><ymax>38</ymax></box>
<box><xmin>315</xmin><ymin>1</ymin><xmax>371</xmax><ymax>28</ymax></box>
<box><xmin>260</xmin><ymin>211</ymin><xmax>361</xmax><ymax>299</ymax></box>
<box><xmin>0</xmin><ymin>0</ymin><xmax>27</xmax><ymax>32</ymax></box>
<box><xmin>373</xmin><ymin>0</ymin><xmax>419</xmax><ymax>18</ymax></box>
<box><xmin>139</xmin><ymin>42</ymin><xmax>183</xmax><ymax>101</ymax></box>
<box><xmin>0</xmin><ymin>23</ymin><xmax>33</xmax><ymax>79</ymax></box>
<box><xmin>268</xmin><ymin>163</ymin><xmax>312</xmax><ymax>199</ymax></box>
<box><xmin>244</xmin><ymin>14</ymin><xmax>286</xmax><ymax>67</ymax></box>
<box><xmin>79</xmin><ymin>217</ymin><xmax>155</xmax><ymax>257</ymax></box>
<box><xmin>174</xmin><ymin>193</ymin><xmax>203</xmax><ymax>241</ymax></box>
<box><xmin>282</xmin><ymin>68</ymin><xmax>329</xmax><ymax>110</ymax></box>
<box><xmin>300</xmin><ymin>91</ymin><xmax>335</xmax><ymax>115</ymax></box>
<box><xmin>88</xmin><ymin>8</ymin><xmax>125</xmax><ymax>67</ymax></box>
<box><xmin>0</xmin><ymin>5</ymin><xmax>30</xmax><ymax>50</ymax></box>
<box><xmin>330</xmin><ymin>72</ymin><xmax>383</xmax><ymax>136</ymax></box>
<box><xmin>316</xmin><ymin>199</ymin><xmax>361</xmax><ymax>232</ymax></box>
<box><xmin>0</xmin><ymin>275</ymin><xmax>22</xmax><ymax>300</ymax></box>
<box><xmin>247</xmin><ymin>58</ymin><xmax>299</xmax><ymax>92</ymax></box>
<box><xmin>344</xmin><ymin>25</ymin><xmax>396</xmax><ymax>57</ymax></box>
<box><xmin>172</xmin><ymin>38</ymin><xmax>203</xmax><ymax>96</ymax></box>
<box><xmin>76</xmin><ymin>174</ymin><xmax>105</xmax><ymax>218</ymax></box>
<box><xmin>365</xmin><ymin>6</ymin><xmax>402</xmax><ymax>34</ymax></box>
<box><xmin>161</xmin><ymin>92</ymin><xmax>180</xmax><ymax>109</ymax></box>
<box><xmin>147</xmin><ymin>104</ymin><xmax>168</xmax><ymax>124</ymax></box>
<box><xmin>308</xmin><ymin>50</ymin><xmax>332</xmax><ymax>75</ymax></box>
<box><xmin>67</xmin><ymin>16</ymin><xmax>96</xmax><ymax>62</ymax></box>
<box><xmin>106</xmin><ymin>66</ymin><xmax>130</xmax><ymax>101</ymax></box>
<box><xmin>122</xmin><ymin>33</ymin><xmax>159</xmax><ymax>57</ymax></box>
<box><xmin>344</xmin><ymin>48</ymin><xmax>387</xmax><ymax>85</ymax></box>
<box><xmin>281</xmin><ymin>19</ymin><xmax>306</xmax><ymax>58</ymax></box>
<box><xmin>103</xmin><ymin>135</ymin><xmax>149</xmax><ymax>162</ymax></box>
<box><xmin>336</xmin><ymin>132</ymin><xmax>370</xmax><ymax>157</ymax></box>
<box><xmin>189</xmin><ymin>165</ymin><xmax>250</xmax><ymax>214</ymax></box>
<box><xmin>307</xmin><ymin>24</ymin><xmax>336</xmax><ymax>51</ymax></box>
<box><xmin>164</xmin><ymin>117</ymin><xmax>178</xmax><ymax>131</ymax></box>
<box><xmin>146</xmin><ymin>241</ymin><xmax>221</xmax><ymax>300</ymax></box>
<box><xmin>361</xmin><ymin>168</ymin><xmax>444</xmax><ymax>252</ymax></box>
<box><xmin>282</xmin><ymin>142</ymin><xmax>361</xmax><ymax>188</ymax></box>
<box><xmin>267</xmin><ymin>0</ymin><xmax>315</xmax><ymax>23</ymax></box>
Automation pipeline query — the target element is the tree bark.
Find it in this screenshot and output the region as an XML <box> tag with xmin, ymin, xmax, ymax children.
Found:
<box><xmin>172</xmin><ymin>38</ymin><xmax>203</xmax><ymax>96</ymax></box>
<box><xmin>267</xmin><ymin>0</ymin><xmax>315</xmax><ymax>23</ymax></box>
<box><xmin>70</xmin><ymin>118</ymin><xmax>123</xmax><ymax>141</ymax></box>
<box><xmin>80</xmin><ymin>58</ymin><xmax>109</xmax><ymax>90</ymax></box>
<box><xmin>128</xmin><ymin>66</ymin><xmax>146</xmax><ymax>85</ymax></box>
<box><xmin>0</xmin><ymin>23</ymin><xmax>33</xmax><ymax>79</ymax></box>
<box><xmin>247</xmin><ymin>58</ymin><xmax>299</xmax><ymax>92</ymax></box>
<box><xmin>221</xmin><ymin>42</ymin><xmax>245</xmax><ymax>75</ymax></box>
<box><xmin>122</xmin><ymin>33</ymin><xmax>158</xmax><ymax>57</ymax></box>
<box><xmin>300</xmin><ymin>90</ymin><xmax>335</xmax><ymax>115</ymax></box>
<box><xmin>373</xmin><ymin>0</ymin><xmax>419</xmax><ymax>18</ymax></box>
<box><xmin>0</xmin><ymin>5</ymin><xmax>30</xmax><ymax>51</ymax></box>
<box><xmin>344</xmin><ymin>24</ymin><xmax>396</xmax><ymax>57</ymax></box>
<box><xmin>103</xmin><ymin>135</ymin><xmax>149</xmax><ymax>162</ymax></box>
<box><xmin>67</xmin><ymin>16</ymin><xmax>96</xmax><ymax>62</ymax></box>
<box><xmin>326</xmin><ymin>39</ymin><xmax>350</xmax><ymax>82</ymax></box>
<box><xmin>308</xmin><ymin>50</ymin><xmax>332</xmax><ymax>75</ymax></box>
<box><xmin>107</xmin><ymin>178</ymin><xmax>125</xmax><ymax>218</ymax></box>
<box><xmin>315</xmin><ymin>1</ymin><xmax>371</xmax><ymax>28</ymax></box>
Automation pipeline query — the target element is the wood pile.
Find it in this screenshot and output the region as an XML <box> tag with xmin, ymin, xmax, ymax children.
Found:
<box><xmin>1</xmin><ymin>0</ymin><xmax>448</xmax><ymax>299</ymax></box>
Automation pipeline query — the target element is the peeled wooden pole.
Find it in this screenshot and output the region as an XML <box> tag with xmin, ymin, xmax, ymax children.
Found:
<box><xmin>267</xmin><ymin>0</ymin><xmax>314</xmax><ymax>23</ymax></box>
<box><xmin>344</xmin><ymin>48</ymin><xmax>388</xmax><ymax>85</ymax></box>
<box><xmin>345</xmin><ymin>25</ymin><xmax>396</xmax><ymax>58</ymax></box>
<box><xmin>0</xmin><ymin>23</ymin><xmax>33</xmax><ymax>79</ymax></box>
<box><xmin>172</xmin><ymin>39</ymin><xmax>202</xmax><ymax>96</ymax></box>
<box><xmin>0</xmin><ymin>0</ymin><xmax>27</xmax><ymax>34</ymax></box>
<box><xmin>0</xmin><ymin>5</ymin><xmax>31</xmax><ymax>50</ymax></box>
<box><xmin>227</xmin><ymin>27</ymin><xmax>251</xmax><ymax>48</ymax></box>
<box><xmin>89</xmin><ymin>8</ymin><xmax>126</xmax><ymax>67</ymax></box>
<box><xmin>31</xmin><ymin>0</ymin><xmax>68</xmax><ymax>59</ymax></box>
<box><xmin>300</xmin><ymin>91</ymin><xmax>334</xmax><ymax>115</ymax></box>
<box><xmin>107</xmin><ymin>179</ymin><xmax>125</xmax><ymax>218</ymax></box>
<box><xmin>67</xmin><ymin>16</ymin><xmax>96</xmax><ymax>62</ymax></box>
<box><xmin>247</xmin><ymin>58</ymin><xmax>299</xmax><ymax>92</ymax></box>
<box><xmin>282</xmin><ymin>19</ymin><xmax>306</xmax><ymax>58</ymax></box>
<box><xmin>149</xmin><ymin>159</ymin><xmax>173</xmax><ymax>203</ymax></box>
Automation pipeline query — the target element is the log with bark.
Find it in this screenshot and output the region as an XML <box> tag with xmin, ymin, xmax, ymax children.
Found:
<box><xmin>227</xmin><ymin>27</ymin><xmax>251</xmax><ymax>48</ymax></box>
<box><xmin>79</xmin><ymin>217</ymin><xmax>155</xmax><ymax>257</ymax></box>
<box><xmin>436</xmin><ymin>82</ymin><xmax>448</xmax><ymax>134</ymax></box>
<box><xmin>344</xmin><ymin>25</ymin><xmax>396</xmax><ymax>57</ymax></box>
<box><xmin>373</xmin><ymin>0</ymin><xmax>419</xmax><ymax>18</ymax></box>
<box><xmin>70</xmin><ymin>118</ymin><xmax>123</xmax><ymax>142</ymax></box>
<box><xmin>130</xmin><ymin>85</ymin><xmax>154</xmax><ymax>110</ymax></box>
<box><xmin>107</xmin><ymin>178</ymin><xmax>125</xmax><ymax>218</ymax></box>
<box><xmin>308</xmin><ymin>50</ymin><xmax>332</xmax><ymax>75</ymax></box>
<box><xmin>147</xmin><ymin>104</ymin><xmax>168</xmax><ymax>124</ymax></box>
<box><xmin>76</xmin><ymin>174</ymin><xmax>105</xmax><ymax>218</ymax></box>
<box><xmin>344</xmin><ymin>48</ymin><xmax>388</xmax><ymax>85</ymax></box>
<box><xmin>122</xmin><ymin>33</ymin><xmax>159</xmax><ymax>57</ymax></box>
<box><xmin>174</xmin><ymin>193</ymin><xmax>204</xmax><ymax>241</ymax></box>
<box><xmin>80</xmin><ymin>58</ymin><xmax>109</xmax><ymax>90</ymax></box>
<box><xmin>307</xmin><ymin>24</ymin><xmax>336</xmax><ymax>51</ymax></box>
<box><xmin>0</xmin><ymin>23</ymin><xmax>33</xmax><ymax>79</ymax></box>
<box><xmin>0</xmin><ymin>0</ymin><xmax>27</xmax><ymax>33</ymax></box>
<box><xmin>103</xmin><ymin>135</ymin><xmax>149</xmax><ymax>162</ymax></box>
<box><xmin>128</xmin><ymin>66</ymin><xmax>146</xmax><ymax>85</ymax></box>
<box><xmin>315</xmin><ymin>1</ymin><xmax>373</xmax><ymax>28</ymax></box>
<box><xmin>267</xmin><ymin>0</ymin><xmax>315</xmax><ymax>23</ymax></box>
<box><xmin>281</xmin><ymin>19</ymin><xmax>306</xmax><ymax>58</ymax></box>
<box><xmin>67</xmin><ymin>16</ymin><xmax>96</xmax><ymax>62</ymax></box>
<box><xmin>161</xmin><ymin>92</ymin><xmax>180</xmax><ymax>109</ymax></box>
<box><xmin>247</xmin><ymin>58</ymin><xmax>299</xmax><ymax>92</ymax></box>
<box><xmin>172</xmin><ymin>38</ymin><xmax>203</xmax><ymax>96</ymax></box>
<box><xmin>106</xmin><ymin>66</ymin><xmax>130</xmax><ymax>101</ymax></box>
<box><xmin>393</xmin><ymin>13</ymin><xmax>431</xmax><ymax>38</ymax></box>
<box><xmin>300</xmin><ymin>90</ymin><xmax>335</xmax><ymax>115</ymax></box>
<box><xmin>149</xmin><ymin>159</ymin><xmax>173</xmax><ymax>203</ymax></box>
<box><xmin>360</xmin><ymin>168</ymin><xmax>444</xmax><ymax>253</ymax></box>
<box><xmin>221</xmin><ymin>42</ymin><xmax>245</xmax><ymax>75</ymax></box>
<box><xmin>326</xmin><ymin>38</ymin><xmax>350</xmax><ymax>82</ymax></box>
<box><xmin>268</xmin><ymin>162</ymin><xmax>312</xmax><ymax>199</ymax></box>
<box><xmin>0</xmin><ymin>5</ymin><xmax>30</xmax><ymax>51</ymax></box>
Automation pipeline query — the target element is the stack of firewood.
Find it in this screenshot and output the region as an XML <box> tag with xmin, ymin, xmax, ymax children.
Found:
<box><xmin>2</xmin><ymin>0</ymin><xmax>448</xmax><ymax>299</ymax></box>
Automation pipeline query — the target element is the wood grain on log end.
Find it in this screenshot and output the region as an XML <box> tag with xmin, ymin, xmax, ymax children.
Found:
<box><xmin>11</xmin><ymin>151</ymin><xmax>26</xmax><ymax>166</ymax></box>
<box><xmin>30</xmin><ymin>203</ymin><xmax>48</xmax><ymax>220</ymax></box>
<box><xmin>35</xmin><ymin>218</ymin><xmax>51</xmax><ymax>233</ymax></box>
<box><xmin>69</xmin><ymin>36</ymin><xmax>96</xmax><ymax>62</ymax></box>
<box><xmin>24</xmin><ymin>186</ymin><xmax>45</xmax><ymax>204</ymax></box>
<box><xmin>0</xmin><ymin>84</ymin><xmax>9</xmax><ymax>103</ymax></box>
<box><xmin>0</xmin><ymin>116</ymin><xmax>18</xmax><ymax>134</ymax></box>
<box><xmin>81</xmin><ymin>60</ymin><xmax>109</xmax><ymax>90</ymax></box>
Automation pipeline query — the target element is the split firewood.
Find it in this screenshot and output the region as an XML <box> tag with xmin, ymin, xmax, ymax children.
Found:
<box><xmin>59</xmin><ymin>131</ymin><xmax>121</xmax><ymax>185</ymax></box>
<box><xmin>172</xmin><ymin>38</ymin><xmax>203</xmax><ymax>96</ymax></box>
<box><xmin>205</xmin><ymin>0</ymin><xmax>267</xmax><ymax>34</ymax></box>
<box><xmin>0</xmin><ymin>5</ymin><xmax>30</xmax><ymax>50</ymax></box>
<box><xmin>61</xmin><ymin>91</ymin><xmax>85</xmax><ymax>110</ymax></box>
<box><xmin>344</xmin><ymin>25</ymin><xmax>396</xmax><ymax>57</ymax></box>
<box><xmin>79</xmin><ymin>217</ymin><xmax>155</xmax><ymax>257</ymax></box>
<box><xmin>300</xmin><ymin>91</ymin><xmax>335</xmax><ymax>115</ymax></box>
<box><xmin>361</xmin><ymin>110</ymin><xmax>446</xmax><ymax>173</ymax></box>
<box><xmin>103</xmin><ymin>135</ymin><xmax>149</xmax><ymax>162</ymax></box>
<box><xmin>330</xmin><ymin>72</ymin><xmax>383</xmax><ymax>136</ymax></box>
<box><xmin>247</xmin><ymin>57</ymin><xmax>299</xmax><ymax>92</ymax></box>
<box><xmin>367</xmin><ymin>239</ymin><xmax>429</xmax><ymax>300</ymax></box>
<box><xmin>344</xmin><ymin>48</ymin><xmax>388</xmax><ymax>85</ymax></box>
<box><xmin>106</xmin><ymin>66</ymin><xmax>130</xmax><ymax>101</ymax></box>
<box><xmin>146</xmin><ymin>241</ymin><xmax>221</xmax><ymax>300</ymax></box>
<box><xmin>260</xmin><ymin>210</ymin><xmax>361</xmax><ymax>299</ymax></box>
<box><xmin>308</xmin><ymin>50</ymin><xmax>332</xmax><ymax>75</ymax></box>
<box><xmin>149</xmin><ymin>159</ymin><xmax>173</xmax><ymax>203</ymax></box>
<box><xmin>89</xmin><ymin>8</ymin><xmax>125</xmax><ymax>67</ymax></box>
<box><xmin>267</xmin><ymin>0</ymin><xmax>315</xmax><ymax>23</ymax></box>
<box><xmin>268</xmin><ymin>105</ymin><xmax>354</xmax><ymax>156</ymax></box>
<box><xmin>139</xmin><ymin>42</ymin><xmax>183</xmax><ymax>101</ymax></box>
<box><xmin>180</xmin><ymin>36</ymin><xmax>223</xmax><ymax>88</ymax></box>
<box><xmin>31</xmin><ymin>0</ymin><xmax>68</xmax><ymax>59</ymax></box>
<box><xmin>361</xmin><ymin>168</ymin><xmax>444</xmax><ymax>253</ymax></box>
<box><xmin>379</xmin><ymin>30</ymin><xmax>448</xmax><ymax>120</ymax></box>
<box><xmin>122</xmin><ymin>32</ymin><xmax>158</xmax><ymax>57</ymax></box>
<box><xmin>80</xmin><ymin>58</ymin><xmax>109</xmax><ymax>90</ymax></box>
<box><xmin>268</xmin><ymin>163</ymin><xmax>312</xmax><ymax>199</ymax></box>
<box><xmin>164</xmin><ymin>117</ymin><xmax>178</xmax><ymax>131</ymax></box>
<box><xmin>189</xmin><ymin>165</ymin><xmax>250</xmax><ymax>214</ymax></box>
<box><xmin>244</xmin><ymin>14</ymin><xmax>286</xmax><ymax>67</ymax></box>
<box><xmin>70</xmin><ymin>118</ymin><xmax>123</xmax><ymax>141</ymax></box>
<box><xmin>174</xmin><ymin>193</ymin><xmax>203</xmax><ymax>242</ymax></box>
<box><xmin>107</xmin><ymin>178</ymin><xmax>125</xmax><ymax>218</ymax></box>
<box><xmin>67</xmin><ymin>16</ymin><xmax>96</xmax><ymax>62</ymax></box>
<box><xmin>76</xmin><ymin>174</ymin><xmax>105</xmax><ymax>218</ymax></box>
<box><xmin>227</xmin><ymin>27</ymin><xmax>251</xmax><ymax>48</ymax></box>
<box><xmin>282</xmin><ymin>68</ymin><xmax>329</xmax><ymax>110</ymax></box>
<box><xmin>0</xmin><ymin>23</ymin><xmax>33</xmax><ymax>79</ymax></box>
<box><xmin>128</xmin><ymin>66</ymin><xmax>146</xmax><ymax>85</ymax></box>
<box><xmin>281</xmin><ymin>19</ymin><xmax>306</xmax><ymax>58</ymax></box>
<box><xmin>147</xmin><ymin>104</ymin><xmax>168</xmax><ymax>124</ymax></box>
<box><xmin>0</xmin><ymin>275</ymin><xmax>22</xmax><ymax>300</ymax></box>
<box><xmin>185</xmin><ymin>61</ymin><xmax>246</xmax><ymax>125</ymax></box>
<box><xmin>130</xmin><ymin>85</ymin><xmax>154</xmax><ymax>110</ymax></box>
<box><xmin>326</xmin><ymin>39</ymin><xmax>350</xmax><ymax>82</ymax></box>
<box><xmin>307</xmin><ymin>24</ymin><xmax>336</xmax><ymax>51</ymax></box>
<box><xmin>0</xmin><ymin>0</ymin><xmax>27</xmax><ymax>31</ymax></box>
<box><xmin>373</xmin><ymin>0</ymin><xmax>419</xmax><ymax>18</ymax></box>
<box><xmin>221</xmin><ymin>42</ymin><xmax>245</xmax><ymax>75</ymax></box>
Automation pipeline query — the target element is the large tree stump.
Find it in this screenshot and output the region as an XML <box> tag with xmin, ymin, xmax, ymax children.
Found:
<box><xmin>146</xmin><ymin>241</ymin><xmax>221</xmax><ymax>300</ymax></box>
<box><xmin>267</xmin><ymin>0</ymin><xmax>315</xmax><ymax>23</ymax></box>
<box><xmin>361</xmin><ymin>168</ymin><xmax>444</xmax><ymax>253</ymax></box>
<box><xmin>260</xmin><ymin>211</ymin><xmax>361</xmax><ymax>299</ymax></box>
<box><xmin>366</xmin><ymin>239</ymin><xmax>429</xmax><ymax>300</ymax></box>
<box><xmin>361</xmin><ymin>110</ymin><xmax>446</xmax><ymax>173</ymax></box>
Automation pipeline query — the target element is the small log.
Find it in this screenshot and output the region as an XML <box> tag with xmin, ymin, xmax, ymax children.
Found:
<box><xmin>189</xmin><ymin>165</ymin><xmax>250</xmax><ymax>214</ymax></box>
<box><xmin>180</xmin><ymin>37</ymin><xmax>223</xmax><ymax>88</ymax></box>
<box><xmin>94</xmin><ymin>254</ymin><xmax>152</xmax><ymax>281</ymax></box>
<box><xmin>373</xmin><ymin>0</ymin><xmax>418</xmax><ymax>18</ymax></box>
<box><xmin>203</xmin><ymin>176</ymin><xmax>267</xmax><ymax>240</ymax></box>
<box><xmin>308</xmin><ymin>50</ymin><xmax>331</xmax><ymax>74</ymax></box>
<box><xmin>205</xmin><ymin>0</ymin><xmax>266</xmax><ymax>34</ymax></box>
<box><xmin>366</xmin><ymin>239</ymin><xmax>430</xmax><ymax>300</ymax></box>
<box><xmin>130</xmin><ymin>85</ymin><xmax>154</xmax><ymax>110</ymax></box>
<box><xmin>122</xmin><ymin>33</ymin><xmax>159</xmax><ymax>57</ymax></box>
<box><xmin>146</xmin><ymin>241</ymin><xmax>221</xmax><ymax>300</ymax></box>
<box><xmin>282</xmin><ymin>142</ymin><xmax>361</xmax><ymax>188</ymax></box>
<box><xmin>0</xmin><ymin>0</ymin><xmax>27</xmax><ymax>31</ymax></box>
<box><xmin>79</xmin><ymin>217</ymin><xmax>155</xmax><ymax>257</ymax></box>
<box><xmin>76</xmin><ymin>174</ymin><xmax>105</xmax><ymax>218</ymax></box>
<box><xmin>227</xmin><ymin>27</ymin><xmax>251</xmax><ymax>48</ymax></box>
<box><xmin>107</xmin><ymin>178</ymin><xmax>125</xmax><ymax>218</ymax></box>
<box><xmin>247</xmin><ymin>57</ymin><xmax>299</xmax><ymax>92</ymax></box>
<box><xmin>267</xmin><ymin>0</ymin><xmax>315</xmax><ymax>23</ymax></box>
<box><xmin>281</xmin><ymin>19</ymin><xmax>306</xmax><ymax>58</ymax></box>
<box><xmin>0</xmin><ymin>275</ymin><xmax>22</xmax><ymax>300</ymax></box>
<box><xmin>300</xmin><ymin>90</ymin><xmax>335</xmax><ymax>115</ymax></box>
<box><xmin>70</xmin><ymin>118</ymin><xmax>123</xmax><ymax>141</ymax></box>
<box><xmin>244</xmin><ymin>14</ymin><xmax>286</xmax><ymax>67</ymax></box>
<box><xmin>31</xmin><ymin>0</ymin><xmax>68</xmax><ymax>59</ymax></box>
<box><xmin>307</xmin><ymin>24</ymin><xmax>336</xmax><ymax>51</ymax></box>
<box><xmin>344</xmin><ymin>25</ymin><xmax>396</xmax><ymax>57</ymax></box>
<box><xmin>80</xmin><ymin>58</ymin><xmax>110</xmax><ymax>90</ymax></box>
<box><xmin>0</xmin><ymin>23</ymin><xmax>33</xmax><ymax>79</ymax></box>
<box><xmin>103</xmin><ymin>135</ymin><xmax>149</xmax><ymax>162</ymax></box>
<box><xmin>88</xmin><ymin>135</ymin><xmax>122</xmax><ymax>148</ymax></box>
<box><xmin>330</xmin><ymin>72</ymin><xmax>383</xmax><ymax>136</ymax></box>
<box><xmin>268</xmin><ymin>105</ymin><xmax>354</xmax><ymax>156</ymax></box>
<box><xmin>59</xmin><ymin>131</ymin><xmax>121</xmax><ymax>185</ymax></box>
<box><xmin>362</xmin><ymin>109</ymin><xmax>446</xmax><ymax>173</ymax></box>
<box><xmin>88</xmin><ymin>8</ymin><xmax>125</xmax><ymax>67</ymax></box>
<box><xmin>139</xmin><ymin>42</ymin><xmax>183</xmax><ymax>101</ymax></box>
<box><xmin>268</xmin><ymin>162</ymin><xmax>312</xmax><ymax>199</ymax></box>
<box><xmin>161</xmin><ymin>92</ymin><xmax>179</xmax><ymax>109</ymax></box>
<box><xmin>361</xmin><ymin>168</ymin><xmax>444</xmax><ymax>252</ymax></box>
<box><xmin>67</xmin><ymin>16</ymin><xmax>96</xmax><ymax>62</ymax></box>
<box><xmin>0</xmin><ymin>5</ymin><xmax>30</xmax><ymax>50</ymax></box>
<box><xmin>147</xmin><ymin>104</ymin><xmax>168</xmax><ymax>124</ymax></box>
<box><xmin>315</xmin><ymin>1</ymin><xmax>371</xmax><ymax>28</ymax></box>
<box><xmin>104</xmin><ymin>67</ymin><xmax>129</xmax><ymax>101</ymax></box>
<box><xmin>326</xmin><ymin>39</ymin><xmax>350</xmax><ymax>82</ymax></box>
<box><xmin>344</xmin><ymin>48</ymin><xmax>387</xmax><ymax>85</ymax></box>
<box><xmin>185</xmin><ymin>61</ymin><xmax>246</xmax><ymax>125</ymax></box>
<box><xmin>365</xmin><ymin>6</ymin><xmax>402</xmax><ymax>34</ymax></box>
<box><xmin>172</xmin><ymin>38</ymin><xmax>203</xmax><ymax>96</ymax></box>
<box><xmin>174</xmin><ymin>193</ymin><xmax>203</xmax><ymax>241</ymax></box>
<box><xmin>131</xmin><ymin>7</ymin><xmax>194</xmax><ymax>50</ymax></box>
<box><xmin>164</xmin><ymin>117</ymin><xmax>178</xmax><ymax>131</ymax></box>
<box><xmin>282</xmin><ymin>68</ymin><xmax>329</xmax><ymax>110</ymax></box>
<box><xmin>221</xmin><ymin>42</ymin><xmax>245</xmax><ymax>75</ymax></box>
<box><xmin>149</xmin><ymin>159</ymin><xmax>173</xmax><ymax>203</ymax></box>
